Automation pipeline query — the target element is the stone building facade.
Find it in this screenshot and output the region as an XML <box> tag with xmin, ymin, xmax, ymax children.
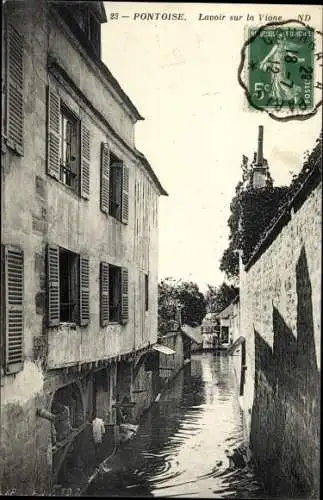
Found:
<box><xmin>0</xmin><ymin>1</ymin><xmax>166</xmax><ymax>494</ymax></box>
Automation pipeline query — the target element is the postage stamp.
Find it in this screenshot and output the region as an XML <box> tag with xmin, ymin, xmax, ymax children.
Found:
<box><xmin>238</xmin><ymin>20</ymin><xmax>323</xmax><ymax>121</ymax></box>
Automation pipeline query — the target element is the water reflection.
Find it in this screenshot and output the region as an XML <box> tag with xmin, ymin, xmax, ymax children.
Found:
<box><xmin>87</xmin><ymin>353</ymin><xmax>269</xmax><ymax>498</ymax></box>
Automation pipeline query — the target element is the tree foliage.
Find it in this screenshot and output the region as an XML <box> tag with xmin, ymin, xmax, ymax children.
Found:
<box><xmin>158</xmin><ymin>278</ymin><xmax>206</xmax><ymax>335</ymax></box>
<box><xmin>205</xmin><ymin>282</ymin><xmax>239</xmax><ymax>314</ymax></box>
<box><xmin>288</xmin><ymin>131</ymin><xmax>322</xmax><ymax>199</ymax></box>
<box><xmin>220</xmin><ymin>154</ymin><xmax>288</xmax><ymax>278</ymax></box>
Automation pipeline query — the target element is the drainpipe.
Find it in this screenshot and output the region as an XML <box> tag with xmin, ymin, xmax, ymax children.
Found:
<box><xmin>176</xmin><ymin>304</ymin><xmax>183</xmax><ymax>327</ymax></box>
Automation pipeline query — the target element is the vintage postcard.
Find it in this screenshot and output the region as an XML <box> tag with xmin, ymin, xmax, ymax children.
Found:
<box><xmin>1</xmin><ymin>1</ymin><xmax>322</xmax><ymax>498</ymax></box>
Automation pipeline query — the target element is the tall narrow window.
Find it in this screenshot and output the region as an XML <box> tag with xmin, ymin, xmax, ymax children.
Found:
<box><xmin>47</xmin><ymin>245</ymin><xmax>89</xmax><ymax>327</ymax></box>
<box><xmin>59</xmin><ymin>249</ymin><xmax>78</xmax><ymax>323</ymax></box>
<box><xmin>60</xmin><ymin>106</ymin><xmax>79</xmax><ymax>190</ymax></box>
<box><xmin>109</xmin><ymin>264</ymin><xmax>121</xmax><ymax>322</ymax></box>
<box><xmin>88</xmin><ymin>13</ymin><xmax>101</xmax><ymax>56</ymax></box>
<box><xmin>109</xmin><ymin>153</ymin><xmax>123</xmax><ymax>221</ymax></box>
<box><xmin>47</xmin><ymin>87</ymin><xmax>90</xmax><ymax>197</ymax></box>
<box><xmin>240</xmin><ymin>339</ymin><xmax>247</xmax><ymax>396</ymax></box>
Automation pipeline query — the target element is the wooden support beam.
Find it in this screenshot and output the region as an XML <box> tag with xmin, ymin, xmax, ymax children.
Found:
<box><xmin>112</xmin><ymin>402</ymin><xmax>136</xmax><ymax>409</ymax></box>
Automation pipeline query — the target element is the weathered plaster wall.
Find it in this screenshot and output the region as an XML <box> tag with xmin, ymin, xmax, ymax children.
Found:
<box><xmin>159</xmin><ymin>333</ymin><xmax>185</xmax><ymax>385</ymax></box>
<box><xmin>132</xmin><ymin>357</ymin><xmax>154</xmax><ymax>422</ymax></box>
<box><xmin>0</xmin><ymin>362</ymin><xmax>51</xmax><ymax>495</ymax></box>
<box><xmin>240</xmin><ymin>181</ymin><xmax>321</xmax><ymax>496</ymax></box>
<box><xmin>1</xmin><ymin>1</ymin><xmax>160</xmax><ymax>494</ymax></box>
<box><xmin>48</xmin><ymin>7</ymin><xmax>135</xmax><ymax>146</ymax></box>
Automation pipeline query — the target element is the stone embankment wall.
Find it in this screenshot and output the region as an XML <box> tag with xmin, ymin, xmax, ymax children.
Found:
<box><xmin>240</xmin><ymin>177</ymin><xmax>321</xmax><ymax>496</ymax></box>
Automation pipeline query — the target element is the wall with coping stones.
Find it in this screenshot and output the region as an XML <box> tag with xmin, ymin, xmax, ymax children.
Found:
<box><xmin>239</xmin><ymin>181</ymin><xmax>321</xmax><ymax>496</ymax></box>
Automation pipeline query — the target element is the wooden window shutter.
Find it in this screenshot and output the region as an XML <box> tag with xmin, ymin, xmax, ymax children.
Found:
<box><xmin>100</xmin><ymin>262</ymin><xmax>109</xmax><ymax>326</ymax></box>
<box><xmin>100</xmin><ymin>142</ymin><xmax>110</xmax><ymax>214</ymax></box>
<box><xmin>6</xmin><ymin>23</ymin><xmax>24</xmax><ymax>155</ymax></box>
<box><xmin>120</xmin><ymin>267</ymin><xmax>129</xmax><ymax>323</ymax></box>
<box><xmin>80</xmin><ymin>255</ymin><xmax>89</xmax><ymax>326</ymax></box>
<box><xmin>4</xmin><ymin>245</ymin><xmax>24</xmax><ymax>374</ymax></box>
<box><xmin>47</xmin><ymin>244</ymin><xmax>60</xmax><ymax>326</ymax></box>
<box><xmin>80</xmin><ymin>123</ymin><xmax>90</xmax><ymax>199</ymax></box>
<box><xmin>47</xmin><ymin>86</ymin><xmax>60</xmax><ymax>180</ymax></box>
<box><xmin>121</xmin><ymin>164</ymin><xmax>129</xmax><ymax>224</ymax></box>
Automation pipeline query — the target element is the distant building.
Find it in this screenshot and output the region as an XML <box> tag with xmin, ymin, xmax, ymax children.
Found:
<box><xmin>201</xmin><ymin>312</ymin><xmax>220</xmax><ymax>350</ymax></box>
<box><xmin>216</xmin><ymin>296</ymin><xmax>240</xmax><ymax>347</ymax></box>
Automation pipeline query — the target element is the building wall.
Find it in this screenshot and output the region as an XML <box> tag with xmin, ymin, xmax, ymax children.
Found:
<box><xmin>131</xmin><ymin>357</ymin><xmax>154</xmax><ymax>422</ymax></box>
<box><xmin>231</xmin><ymin>301</ymin><xmax>240</xmax><ymax>342</ymax></box>
<box><xmin>158</xmin><ymin>333</ymin><xmax>185</xmax><ymax>385</ymax></box>
<box><xmin>239</xmin><ymin>181</ymin><xmax>321</xmax><ymax>495</ymax></box>
<box><xmin>1</xmin><ymin>1</ymin><xmax>161</xmax><ymax>494</ymax></box>
<box><xmin>48</xmin><ymin>6</ymin><xmax>135</xmax><ymax>146</ymax></box>
<box><xmin>2</xmin><ymin>0</ymin><xmax>159</xmax><ymax>367</ymax></box>
<box><xmin>0</xmin><ymin>361</ymin><xmax>51</xmax><ymax>495</ymax></box>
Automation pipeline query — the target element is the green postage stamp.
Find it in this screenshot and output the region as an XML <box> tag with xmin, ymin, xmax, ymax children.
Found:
<box><xmin>248</xmin><ymin>26</ymin><xmax>314</xmax><ymax>110</ymax></box>
<box><xmin>239</xmin><ymin>21</ymin><xmax>322</xmax><ymax>119</ymax></box>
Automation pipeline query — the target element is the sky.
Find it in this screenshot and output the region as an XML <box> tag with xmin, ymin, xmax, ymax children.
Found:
<box><xmin>101</xmin><ymin>2</ymin><xmax>322</xmax><ymax>292</ymax></box>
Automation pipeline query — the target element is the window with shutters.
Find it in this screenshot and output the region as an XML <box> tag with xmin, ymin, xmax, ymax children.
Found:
<box><xmin>59</xmin><ymin>249</ymin><xmax>79</xmax><ymax>323</ymax></box>
<box><xmin>107</xmin><ymin>264</ymin><xmax>129</xmax><ymax>324</ymax></box>
<box><xmin>4</xmin><ymin>22</ymin><xmax>24</xmax><ymax>156</ymax></box>
<box><xmin>100</xmin><ymin>262</ymin><xmax>109</xmax><ymax>326</ymax></box>
<box><xmin>47</xmin><ymin>87</ymin><xmax>90</xmax><ymax>199</ymax></box>
<box><xmin>47</xmin><ymin>245</ymin><xmax>89</xmax><ymax>327</ymax></box>
<box><xmin>109</xmin><ymin>264</ymin><xmax>121</xmax><ymax>322</ymax></box>
<box><xmin>59</xmin><ymin>105</ymin><xmax>79</xmax><ymax>191</ymax></box>
<box><xmin>74</xmin><ymin>6</ymin><xmax>101</xmax><ymax>57</ymax></box>
<box><xmin>109</xmin><ymin>153</ymin><xmax>123</xmax><ymax>221</ymax></box>
<box><xmin>2</xmin><ymin>245</ymin><xmax>24</xmax><ymax>375</ymax></box>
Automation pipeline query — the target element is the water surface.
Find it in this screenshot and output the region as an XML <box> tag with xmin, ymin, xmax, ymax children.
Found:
<box><xmin>88</xmin><ymin>353</ymin><xmax>270</xmax><ymax>498</ymax></box>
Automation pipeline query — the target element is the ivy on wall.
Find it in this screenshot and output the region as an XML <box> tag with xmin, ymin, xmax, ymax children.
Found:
<box><xmin>220</xmin><ymin>131</ymin><xmax>322</xmax><ymax>278</ymax></box>
<box><xmin>239</xmin><ymin>186</ymin><xmax>290</xmax><ymax>264</ymax></box>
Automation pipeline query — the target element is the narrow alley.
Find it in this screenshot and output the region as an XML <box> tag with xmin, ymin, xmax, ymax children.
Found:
<box><xmin>85</xmin><ymin>353</ymin><xmax>269</xmax><ymax>498</ymax></box>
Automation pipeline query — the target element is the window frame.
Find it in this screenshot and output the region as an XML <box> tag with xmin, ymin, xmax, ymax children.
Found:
<box><xmin>109</xmin><ymin>154</ymin><xmax>123</xmax><ymax>222</ymax></box>
<box><xmin>108</xmin><ymin>264</ymin><xmax>121</xmax><ymax>323</ymax></box>
<box><xmin>47</xmin><ymin>244</ymin><xmax>89</xmax><ymax>328</ymax></box>
<box><xmin>59</xmin><ymin>248</ymin><xmax>79</xmax><ymax>324</ymax></box>
<box><xmin>47</xmin><ymin>86</ymin><xmax>90</xmax><ymax>199</ymax></box>
<box><xmin>59</xmin><ymin>104</ymin><xmax>80</xmax><ymax>192</ymax></box>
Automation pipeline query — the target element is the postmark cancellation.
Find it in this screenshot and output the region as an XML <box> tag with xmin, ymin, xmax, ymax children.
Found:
<box><xmin>239</xmin><ymin>20</ymin><xmax>322</xmax><ymax>121</ymax></box>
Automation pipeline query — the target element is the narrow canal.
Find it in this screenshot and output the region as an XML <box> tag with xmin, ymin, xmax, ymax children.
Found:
<box><xmin>86</xmin><ymin>352</ymin><xmax>272</xmax><ymax>498</ymax></box>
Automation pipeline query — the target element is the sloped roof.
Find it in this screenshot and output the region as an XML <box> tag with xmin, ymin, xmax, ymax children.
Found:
<box><xmin>202</xmin><ymin>313</ymin><xmax>219</xmax><ymax>323</ymax></box>
<box><xmin>181</xmin><ymin>324</ymin><xmax>203</xmax><ymax>344</ymax></box>
<box><xmin>217</xmin><ymin>303</ymin><xmax>234</xmax><ymax>319</ymax></box>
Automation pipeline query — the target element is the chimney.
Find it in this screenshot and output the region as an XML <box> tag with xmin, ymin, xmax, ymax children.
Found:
<box><xmin>257</xmin><ymin>125</ymin><xmax>264</xmax><ymax>165</ymax></box>
<box><xmin>253</xmin><ymin>125</ymin><xmax>267</xmax><ymax>189</ymax></box>
<box><xmin>175</xmin><ymin>304</ymin><xmax>182</xmax><ymax>326</ymax></box>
